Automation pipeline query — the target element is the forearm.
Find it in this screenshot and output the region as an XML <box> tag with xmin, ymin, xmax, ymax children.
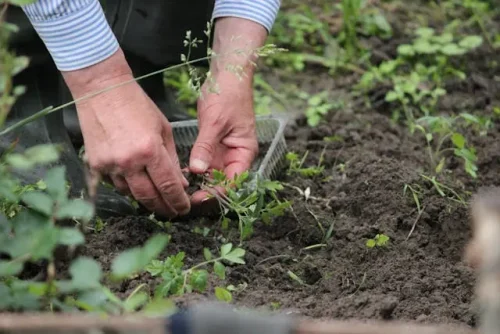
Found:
<box><xmin>211</xmin><ymin>1</ymin><xmax>281</xmax><ymax>79</ymax></box>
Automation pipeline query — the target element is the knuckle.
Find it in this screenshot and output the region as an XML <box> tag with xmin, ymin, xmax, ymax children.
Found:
<box><xmin>195</xmin><ymin>141</ymin><xmax>216</xmax><ymax>156</ymax></box>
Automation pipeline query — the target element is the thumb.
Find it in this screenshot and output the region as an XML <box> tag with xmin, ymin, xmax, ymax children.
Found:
<box><xmin>190</xmin><ymin>125</ymin><xmax>222</xmax><ymax>173</ymax></box>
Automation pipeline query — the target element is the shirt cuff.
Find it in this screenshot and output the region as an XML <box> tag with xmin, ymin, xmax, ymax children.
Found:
<box><xmin>22</xmin><ymin>0</ymin><xmax>119</xmax><ymax>71</ymax></box>
<box><xmin>212</xmin><ymin>0</ymin><xmax>281</xmax><ymax>33</ymax></box>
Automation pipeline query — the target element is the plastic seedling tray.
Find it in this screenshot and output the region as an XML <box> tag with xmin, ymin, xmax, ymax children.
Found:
<box><xmin>171</xmin><ymin>115</ymin><xmax>288</xmax><ymax>180</ymax></box>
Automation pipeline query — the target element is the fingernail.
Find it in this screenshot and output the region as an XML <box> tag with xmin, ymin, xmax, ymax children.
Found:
<box><xmin>182</xmin><ymin>175</ymin><xmax>189</xmax><ymax>186</ymax></box>
<box><xmin>191</xmin><ymin>159</ymin><xmax>209</xmax><ymax>172</ymax></box>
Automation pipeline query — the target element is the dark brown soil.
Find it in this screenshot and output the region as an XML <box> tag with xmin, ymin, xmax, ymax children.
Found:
<box><xmin>81</xmin><ymin>1</ymin><xmax>500</xmax><ymax>329</ymax></box>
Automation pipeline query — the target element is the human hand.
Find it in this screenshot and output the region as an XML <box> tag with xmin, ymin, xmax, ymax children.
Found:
<box><xmin>63</xmin><ymin>50</ymin><xmax>190</xmax><ymax>218</ymax></box>
<box><xmin>188</xmin><ymin>71</ymin><xmax>258</xmax><ymax>205</ymax></box>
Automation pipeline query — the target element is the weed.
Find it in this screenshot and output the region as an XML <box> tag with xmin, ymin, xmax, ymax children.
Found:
<box><xmin>298</xmin><ymin>91</ymin><xmax>342</xmax><ymax>127</ymax></box>
<box><xmin>145</xmin><ymin>243</ymin><xmax>244</xmax><ymax>301</ymax></box>
<box><xmin>415</xmin><ymin>115</ymin><xmax>478</xmax><ymax>178</ymax></box>
<box><xmin>286</xmin><ymin>151</ymin><xmax>325</xmax><ymax>178</ymax></box>
<box><xmin>357</xmin><ymin>27</ymin><xmax>483</xmax><ymax>126</ymax></box>
<box><xmin>366</xmin><ymin>234</ymin><xmax>390</xmax><ymax>248</ymax></box>
<box><xmin>202</xmin><ymin>171</ymin><xmax>291</xmax><ymax>243</ymax></box>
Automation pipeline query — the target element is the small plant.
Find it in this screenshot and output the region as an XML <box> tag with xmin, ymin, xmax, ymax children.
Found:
<box><xmin>415</xmin><ymin>115</ymin><xmax>478</xmax><ymax>178</ymax></box>
<box><xmin>366</xmin><ymin>234</ymin><xmax>390</xmax><ymax>248</ymax></box>
<box><xmin>145</xmin><ymin>243</ymin><xmax>244</xmax><ymax>301</ymax></box>
<box><xmin>286</xmin><ymin>151</ymin><xmax>325</xmax><ymax>177</ymax></box>
<box><xmin>202</xmin><ymin>171</ymin><xmax>291</xmax><ymax>243</ymax></box>
<box><xmin>357</xmin><ymin>27</ymin><xmax>483</xmax><ymax>126</ymax></box>
<box><xmin>298</xmin><ymin>91</ymin><xmax>342</xmax><ymax>127</ymax></box>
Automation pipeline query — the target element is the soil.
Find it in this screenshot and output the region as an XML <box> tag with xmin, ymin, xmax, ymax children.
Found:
<box><xmin>80</xmin><ymin>1</ymin><xmax>500</xmax><ymax>330</ymax></box>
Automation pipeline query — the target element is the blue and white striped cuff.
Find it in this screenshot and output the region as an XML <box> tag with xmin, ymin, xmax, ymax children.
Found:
<box><xmin>22</xmin><ymin>0</ymin><xmax>119</xmax><ymax>71</ymax></box>
<box><xmin>212</xmin><ymin>0</ymin><xmax>281</xmax><ymax>33</ymax></box>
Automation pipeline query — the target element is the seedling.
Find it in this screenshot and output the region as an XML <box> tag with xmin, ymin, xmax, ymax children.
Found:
<box><xmin>415</xmin><ymin>115</ymin><xmax>478</xmax><ymax>178</ymax></box>
<box><xmin>200</xmin><ymin>170</ymin><xmax>290</xmax><ymax>243</ymax></box>
<box><xmin>145</xmin><ymin>243</ymin><xmax>245</xmax><ymax>299</ymax></box>
<box><xmin>366</xmin><ymin>234</ymin><xmax>390</xmax><ymax>248</ymax></box>
<box><xmin>286</xmin><ymin>151</ymin><xmax>325</xmax><ymax>178</ymax></box>
<box><xmin>298</xmin><ymin>91</ymin><xmax>342</xmax><ymax>127</ymax></box>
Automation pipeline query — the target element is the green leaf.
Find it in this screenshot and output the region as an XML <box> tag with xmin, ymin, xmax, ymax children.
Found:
<box><xmin>44</xmin><ymin>166</ymin><xmax>68</xmax><ymax>203</ymax></box>
<box><xmin>214</xmin><ymin>261</ymin><xmax>226</xmax><ymax>280</ymax></box>
<box><xmin>70</xmin><ymin>257</ymin><xmax>102</xmax><ymax>289</ymax></box>
<box><xmin>58</xmin><ymin>227</ymin><xmax>85</xmax><ymax>246</ymax></box>
<box><xmin>55</xmin><ymin>199</ymin><xmax>94</xmax><ymax>221</ymax></box>
<box><xmin>220</xmin><ymin>243</ymin><xmax>233</xmax><ymax>257</ymax></box>
<box><xmin>215</xmin><ymin>287</ymin><xmax>233</xmax><ymax>303</ymax></box>
<box><xmin>366</xmin><ymin>239</ymin><xmax>376</xmax><ymax>248</ymax></box>
<box><xmin>111</xmin><ymin>234</ymin><xmax>169</xmax><ymax>279</ymax></box>
<box><xmin>441</xmin><ymin>44</ymin><xmax>466</xmax><ymax>55</ymax></box>
<box><xmin>143</xmin><ymin>234</ymin><xmax>170</xmax><ymax>259</ymax></box>
<box><xmin>111</xmin><ymin>248</ymin><xmax>144</xmax><ymax>279</ymax></box>
<box><xmin>431</xmin><ymin>33</ymin><xmax>453</xmax><ymax>44</ymax></box>
<box><xmin>6</xmin><ymin>145</ymin><xmax>60</xmax><ymax>169</ymax></box>
<box><xmin>385</xmin><ymin>91</ymin><xmax>399</xmax><ymax>102</ymax></box>
<box><xmin>435</xmin><ymin>157</ymin><xmax>446</xmax><ymax>174</ymax></box>
<box><xmin>223</xmin><ymin>248</ymin><xmax>245</xmax><ymax>265</ymax></box>
<box><xmin>0</xmin><ymin>261</ymin><xmax>23</xmax><ymax>277</ymax></box>
<box><xmin>415</xmin><ymin>27</ymin><xmax>435</xmax><ymax>38</ymax></box>
<box><xmin>21</xmin><ymin>191</ymin><xmax>53</xmax><ymax>216</ymax></box>
<box><xmin>190</xmin><ymin>270</ymin><xmax>208</xmax><ymax>292</ymax></box>
<box><xmin>203</xmin><ymin>248</ymin><xmax>212</xmax><ymax>261</ymax></box>
<box><xmin>459</xmin><ymin>35</ymin><xmax>483</xmax><ymax>50</ymax></box>
<box><xmin>451</xmin><ymin>133</ymin><xmax>466</xmax><ymax>149</ymax></box>
<box><xmin>397</xmin><ymin>44</ymin><xmax>414</xmax><ymax>56</ymax></box>
<box><xmin>376</xmin><ymin>234</ymin><xmax>390</xmax><ymax>246</ymax></box>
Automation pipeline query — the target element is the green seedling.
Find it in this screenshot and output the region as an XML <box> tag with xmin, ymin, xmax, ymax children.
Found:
<box><xmin>366</xmin><ymin>234</ymin><xmax>390</xmax><ymax>248</ymax></box>
<box><xmin>201</xmin><ymin>171</ymin><xmax>290</xmax><ymax>243</ymax></box>
<box><xmin>415</xmin><ymin>115</ymin><xmax>478</xmax><ymax>178</ymax></box>
<box><xmin>145</xmin><ymin>243</ymin><xmax>245</xmax><ymax>299</ymax></box>
<box><xmin>403</xmin><ymin>184</ymin><xmax>423</xmax><ymax>214</ymax></box>
<box><xmin>356</xmin><ymin>26</ymin><xmax>483</xmax><ymax>126</ymax></box>
<box><xmin>298</xmin><ymin>91</ymin><xmax>342</xmax><ymax>127</ymax></box>
<box><xmin>286</xmin><ymin>151</ymin><xmax>325</xmax><ymax>178</ymax></box>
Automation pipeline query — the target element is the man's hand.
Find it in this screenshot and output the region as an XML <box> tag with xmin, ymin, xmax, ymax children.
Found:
<box><xmin>63</xmin><ymin>49</ymin><xmax>190</xmax><ymax>218</ymax></box>
<box><xmin>188</xmin><ymin>17</ymin><xmax>268</xmax><ymax>205</ymax></box>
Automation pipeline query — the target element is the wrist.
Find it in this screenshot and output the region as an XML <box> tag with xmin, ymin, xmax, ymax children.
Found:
<box><xmin>62</xmin><ymin>49</ymin><xmax>134</xmax><ymax>98</ymax></box>
<box><xmin>210</xmin><ymin>17</ymin><xmax>268</xmax><ymax>79</ymax></box>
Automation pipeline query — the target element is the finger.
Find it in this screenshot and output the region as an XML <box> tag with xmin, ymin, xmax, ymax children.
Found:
<box><xmin>125</xmin><ymin>170</ymin><xmax>173</xmax><ymax>217</ymax></box>
<box><xmin>162</xmin><ymin>120</ymin><xmax>189</xmax><ymax>188</ymax></box>
<box><xmin>189</xmin><ymin>118</ymin><xmax>225</xmax><ymax>174</ymax></box>
<box><xmin>147</xmin><ymin>148</ymin><xmax>191</xmax><ymax>216</ymax></box>
<box><xmin>191</xmin><ymin>186</ymin><xmax>225</xmax><ymax>206</ymax></box>
<box><xmin>110</xmin><ymin>174</ymin><xmax>131</xmax><ymax>195</ymax></box>
<box><xmin>223</xmin><ymin>146</ymin><xmax>258</xmax><ymax>179</ymax></box>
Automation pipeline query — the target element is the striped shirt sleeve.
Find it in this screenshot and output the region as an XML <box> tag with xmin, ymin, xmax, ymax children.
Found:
<box><xmin>212</xmin><ymin>0</ymin><xmax>281</xmax><ymax>33</ymax></box>
<box><xmin>21</xmin><ymin>0</ymin><xmax>280</xmax><ymax>72</ymax></box>
<box><xmin>21</xmin><ymin>0</ymin><xmax>119</xmax><ymax>71</ymax></box>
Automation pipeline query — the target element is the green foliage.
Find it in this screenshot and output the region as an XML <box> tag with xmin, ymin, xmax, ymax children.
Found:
<box><xmin>145</xmin><ymin>243</ymin><xmax>245</xmax><ymax>300</ymax></box>
<box><xmin>366</xmin><ymin>234</ymin><xmax>390</xmax><ymax>248</ymax></box>
<box><xmin>415</xmin><ymin>115</ymin><xmax>479</xmax><ymax>178</ymax></box>
<box><xmin>357</xmin><ymin>27</ymin><xmax>483</xmax><ymax>126</ymax></box>
<box><xmin>298</xmin><ymin>91</ymin><xmax>342</xmax><ymax>127</ymax></box>
<box><xmin>286</xmin><ymin>151</ymin><xmax>325</xmax><ymax>178</ymax></box>
<box><xmin>202</xmin><ymin>171</ymin><xmax>290</xmax><ymax>243</ymax></box>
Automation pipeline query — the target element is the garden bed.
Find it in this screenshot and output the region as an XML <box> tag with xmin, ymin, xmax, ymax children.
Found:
<box><xmin>79</xmin><ymin>1</ymin><xmax>500</xmax><ymax>328</ymax></box>
<box><xmin>3</xmin><ymin>0</ymin><xmax>500</xmax><ymax>331</ymax></box>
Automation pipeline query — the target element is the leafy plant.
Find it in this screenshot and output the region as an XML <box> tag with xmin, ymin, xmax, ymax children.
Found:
<box><xmin>286</xmin><ymin>151</ymin><xmax>325</xmax><ymax>177</ymax></box>
<box><xmin>145</xmin><ymin>243</ymin><xmax>245</xmax><ymax>300</ymax></box>
<box><xmin>357</xmin><ymin>27</ymin><xmax>483</xmax><ymax>126</ymax></box>
<box><xmin>298</xmin><ymin>91</ymin><xmax>342</xmax><ymax>127</ymax></box>
<box><xmin>415</xmin><ymin>115</ymin><xmax>478</xmax><ymax>178</ymax></box>
<box><xmin>366</xmin><ymin>234</ymin><xmax>390</xmax><ymax>248</ymax></box>
<box><xmin>201</xmin><ymin>171</ymin><xmax>291</xmax><ymax>243</ymax></box>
